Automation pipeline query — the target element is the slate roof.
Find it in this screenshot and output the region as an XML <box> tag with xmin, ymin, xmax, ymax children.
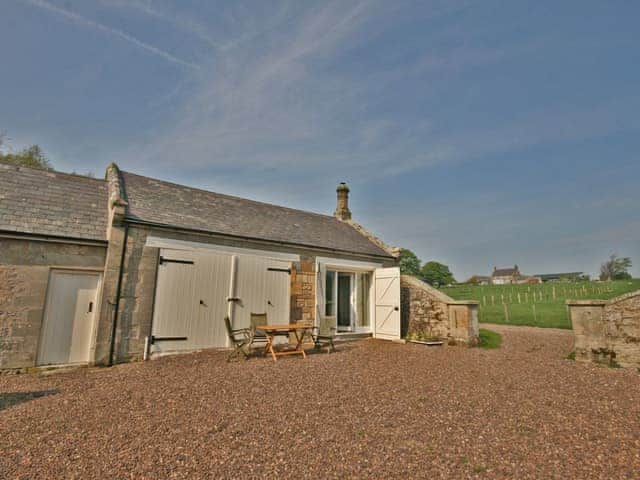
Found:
<box><xmin>492</xmin><ymin>267</ymin><xmax>519</xmax><ymax>277</ymax></box>
<box><xmin>0</xmin><ymin>163</ymin><xmax>109</xmax><ymax>241</ymax></box>
<box><xmin>120</xmin><ymin>171</ymin><xmax>393</xmax><ymax>258</ymax></box>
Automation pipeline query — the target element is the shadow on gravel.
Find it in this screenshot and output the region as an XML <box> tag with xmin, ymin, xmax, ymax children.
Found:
<box><xmin>0</xmin><ymin>390</ymin><xmax>59</xmax><ymax>411</ymax></box>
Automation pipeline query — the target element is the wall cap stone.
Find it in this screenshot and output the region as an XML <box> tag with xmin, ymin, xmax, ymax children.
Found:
<box><xmin>105</xmin><ymin>162</ymin><xmax>128</xmax><ymax>209</ymax></box>
<box><xmin>566</xmin><ymin>300</ymin><xmax>608</xmax><ymax>306</ymax></box>
<box><xmin>448</xmin><ymin>300</ymin><xmax>480</xmax><ymax>305</ymax></box>
<box><xmin>567</xmin><ymin>289</ymin><xmax>640</xmax><ymax>307</ymax></box>
<box><xmin>400</xmin><ymin>274</ymin><xmax>476</xmax><ymax>305</ymax></box>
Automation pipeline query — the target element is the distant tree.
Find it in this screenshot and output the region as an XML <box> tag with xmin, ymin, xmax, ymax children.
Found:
<box><xmin>421</xmin><ymin>261</ymin><xmax>456</xmax><ymax>287</ymax></box>
<box><xmin>398</xmin><ymin>248</ymin><xmax>422</xmax><ymax>276</ymax></box>
<box><xmin>0</xmin><ymin>135</ymin><xmax>52</xmax><ymax>170</ymax></box>
<box><xmin>599</xmin><ymin>253</ymin><xmax>632</xmax><ymax>281</ymax></box>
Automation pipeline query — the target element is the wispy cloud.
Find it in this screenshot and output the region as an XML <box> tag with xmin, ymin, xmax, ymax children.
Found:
<box><xmin>110</xmin><ymin>0</ymin><xmax>638</xmax><ymax>203</ymax></box>
<box><xmin>22</xmin><ymin>0</ymin><xmax>200</xmax><ymax>70</ymax></box>
<box><xmin>98</xmin><ymin>0</ymin><xmax>220</xmax><ymax>50</ymax></box>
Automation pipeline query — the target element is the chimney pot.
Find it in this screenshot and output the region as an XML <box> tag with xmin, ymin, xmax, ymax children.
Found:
<box><xmin>334</xmin><ymin>182</ymin><xmax>352</xmax><ymax>221</ymax></box>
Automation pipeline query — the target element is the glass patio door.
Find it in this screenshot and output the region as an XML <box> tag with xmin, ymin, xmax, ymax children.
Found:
<box><xmin>337</xmin><ymin>273</ymin><xmax>353</xmax><ymax>331</ymax></box>
<box><xmin>324</xmin><ymin>269</ymin><xmax>372</xmax><ymax>333</ymax></box>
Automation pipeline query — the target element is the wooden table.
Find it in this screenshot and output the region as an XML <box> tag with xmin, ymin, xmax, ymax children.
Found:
<box><xmin>256</xmin><ymin>323</ymin><xmax>314</xmax><ymax>362</ymax></box>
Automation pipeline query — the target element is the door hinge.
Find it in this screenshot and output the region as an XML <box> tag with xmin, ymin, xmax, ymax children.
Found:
<box><xmin>159</xmin><ymin>256</ymin><xmax>194</xmax><ymax>265</ymax></box>
<box><xmin>267</xmin><ymin>267</ymin><xmax>291</xmax><ymax>274</ymax></box>
<box><xmin>149</xmin><ymin>335</ymin><xmax>188</xmax><ymax>344</ymax></box>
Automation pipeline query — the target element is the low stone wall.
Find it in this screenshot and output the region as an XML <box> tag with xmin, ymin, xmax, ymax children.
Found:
<box><xmin>400</xmin><ymin>275</ymin><xmax>479</xmax><ymax>345</ymax></box>
<box><xmin>568</xmin><ymin>290</ymin><xmax>640</xmax><ymax>368</ymax></box>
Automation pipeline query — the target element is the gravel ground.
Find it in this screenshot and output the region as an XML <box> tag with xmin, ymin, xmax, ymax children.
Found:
<box><xmin>1</xmin><ymin>324</ymin><xmax>639</xmax><ymax>479</ymax></box>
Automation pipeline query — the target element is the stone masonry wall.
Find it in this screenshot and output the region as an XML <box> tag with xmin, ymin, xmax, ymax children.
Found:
<box><xmin>290</xmin><ymin>256</ymin><xmax>315</xmax><ymax>323</ymax></box>
<box><xmin>94</xmin><ymin>224</ymin><xmax>160</xmax><ymax>365</ymax></box>
<box><xmin>0</xmin><ymin>238</ymin><xmax>107</xmax><ymax>369</ymax></box>
<box><xmin>569</xmin><ymin>290</ymin><xmax>640</xmax><ymax>368</ymax></box>
<box><xmin>401</xmin><ymin>275</ymin><xmax>479</xmax><ymax>345</ymax></box>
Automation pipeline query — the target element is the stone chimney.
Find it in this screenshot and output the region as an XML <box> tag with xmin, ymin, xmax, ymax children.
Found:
<box><xmin>334</xmin><ymin>182</ymin><xmax>352</xmax><ymax>221</ymax></box>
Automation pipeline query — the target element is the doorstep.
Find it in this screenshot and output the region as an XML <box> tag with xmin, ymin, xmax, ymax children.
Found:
<box><xmin>335</xmin><ymin>332</ymin><xmax>373</xmax><ymax>342</ymax></box>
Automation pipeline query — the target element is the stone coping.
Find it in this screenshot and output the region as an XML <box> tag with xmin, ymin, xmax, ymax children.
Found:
<box><xmin>448</xmin><ymin>300</ymin><xmax>480</xmax><ymax>305</ymax></box>
<box><xmin>565</xmin><ymin>300</ymin><xmax>608</xmax><ymax>306</ymax></box>
<box><xmin>566</xmin><ymin>289</ymin><xmax>640</xmax><ymax>307</ymax></box>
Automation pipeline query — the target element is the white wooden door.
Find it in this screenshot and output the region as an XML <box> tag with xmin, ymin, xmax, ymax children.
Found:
<box><xmin>151</xmin><ymin>249</ymin><xmax>290</xmax><ymax>352</ymax></box>
<box><xmin>374</xmin><ymin>267</ymin><xmax>401</xmax><ymax>340</ymax></box>
<box><xmin>233</xmin><ymin>255</ymin><xmax>291</xmax><ymax>330</ymax></box>
<box><xmin>151</xmin><ymin>249</ymin><xmax>232</xmax><ymax>352</ymax></box>
<box><xmin>38</xmin><ymin>271</ymin><xmax>101</xmax><ymax>365</ymax></box>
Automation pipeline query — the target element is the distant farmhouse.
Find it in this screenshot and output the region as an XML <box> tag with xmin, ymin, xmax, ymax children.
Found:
<box><xmin>491</xmin><ymin>265</ymin><xmax>527</xmax><ymax>285</ymax></box>
<box><xmin>485</xmin><ymin>265</ymin><xmax>586</xmax><ymax>285</ymax></box>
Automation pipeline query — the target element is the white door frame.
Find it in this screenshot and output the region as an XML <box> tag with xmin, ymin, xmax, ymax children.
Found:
<box><xmin>315</xmin><ymin>257</ymin><xmax>382</xmax><ymax>334</ymax></box>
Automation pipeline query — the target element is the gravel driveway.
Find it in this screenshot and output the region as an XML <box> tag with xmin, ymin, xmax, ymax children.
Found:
<box><xmin>1</xmin><ymin>325</ymin><xmax>639</xmax><ymax>479</ymax></box>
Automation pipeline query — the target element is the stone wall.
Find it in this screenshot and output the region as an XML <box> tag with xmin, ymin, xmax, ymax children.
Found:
<box><xmin>0</xmin><ymin>238</ymin><xmax>107</xmax><ymax>369</ymax></box>
<box><xmin>401</xmin><ymin>275</ymin><xmax>479</xmax><ymax>345</ymax></box>
<box><xmin>568</xmin><ymin>290</ymin><xmax>640</xmax><ymax>368</ymax></box>
<box><xmin>290</xmin><ymin>256</ymin><xmax>315</xmax><ymax>323</ymax></box>
<box><xmin>93</xmin><ymin>225</ymin><xmax>159</xmax><ymax>365</ymax></box>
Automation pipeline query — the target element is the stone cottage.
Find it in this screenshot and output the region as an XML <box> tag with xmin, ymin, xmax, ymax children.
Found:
<box><xmin>1</xmin><ymin>163</ymin><xmax>478</xmax><ymax>370</ymax></box>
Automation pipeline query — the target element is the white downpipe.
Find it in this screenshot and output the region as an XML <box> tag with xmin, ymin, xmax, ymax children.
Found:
<box><xmin>143</xmin><ymin>336</ymin><xmax>150</xmax><ymax>361</ymax></box>
<box><xmin>227</xmin><ymin>255</ymin><xmax>237</xmax><ymax>327</ymax></box>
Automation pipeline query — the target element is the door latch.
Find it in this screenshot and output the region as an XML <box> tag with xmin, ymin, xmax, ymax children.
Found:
<box><xmin>88</xmin><ymin>302</ymin><xmax>93</xmax><ymax>313</ymax></box>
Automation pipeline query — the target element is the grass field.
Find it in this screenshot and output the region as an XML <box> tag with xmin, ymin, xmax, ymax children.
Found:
<box><xmin>440</xmin><ymin>279</ymin><xmax>640</xmax><ymax>329</ymax></box>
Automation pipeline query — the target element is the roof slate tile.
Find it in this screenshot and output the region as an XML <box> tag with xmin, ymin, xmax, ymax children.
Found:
<box><xmin>0</xmin><ymin>164</ymin><xmax>108</xmax><ymax>241</ymax></box>
<box><xmin>121</xmin><ymin>171</ymin><xmax>392</xmax><ymax>258</ymax></box>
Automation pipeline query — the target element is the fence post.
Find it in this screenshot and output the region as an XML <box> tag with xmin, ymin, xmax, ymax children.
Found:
<box><xmin>532</xmin><ymin>303</ymin><xmax>537</xmax><ymax>325</ymax></box>
<box><xmin>503</xmin><ymin>302</ymin><xmax>509</xmax><ymax>323</ymax></box>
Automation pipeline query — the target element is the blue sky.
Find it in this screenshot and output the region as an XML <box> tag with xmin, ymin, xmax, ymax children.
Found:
<box><xmin>1</xmin><ymin>0</ymin><xmax>639</xmax><ymax>280</ymax></box>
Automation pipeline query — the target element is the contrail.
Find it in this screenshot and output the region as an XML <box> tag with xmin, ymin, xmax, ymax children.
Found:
<box><xmin>22</xmin><ymin>0</ymin><xmax>200</xmax><ymax>70</ymax></box>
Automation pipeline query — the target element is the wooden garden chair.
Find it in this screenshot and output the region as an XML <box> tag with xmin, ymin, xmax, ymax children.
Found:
<box><xmin>224</xmin><ymin>316</ymin><xmax>251</xmax><ymax>362</ymax></box>
<box><xmin>250</xmin><ymin>312</ymin><xmax>291</xmax><ymax>356</ymax></box>
<box><xmin>312</xmin><ymin>316</ymin><xmax>337</xmax><ymax>353</ymax></box>
<box><xmin>250</xmin><ymin>312</ymin><xmax>269</xmax><ymax>350</ymax></box>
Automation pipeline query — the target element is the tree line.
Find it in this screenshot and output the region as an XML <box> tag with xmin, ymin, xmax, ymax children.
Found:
<box><xmin>400</xmin><ymin>247</ymin><xmax>634</xmax><ymax>287</ymax></box>
<box><xmin>398</xmin><ymin>248</ymin><xmax>456</xmax><ymax>287</ymax></box>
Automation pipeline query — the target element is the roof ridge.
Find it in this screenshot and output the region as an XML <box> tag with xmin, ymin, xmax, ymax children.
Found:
<box><xmin>0</xmin><ymin>161</ymin><xmax>106</xmax><ymax>183</ymax></box>
<box><xmin>120</xmin><ymin>170</ymin><xmax>339</xmax><ymax>220</ymax></box>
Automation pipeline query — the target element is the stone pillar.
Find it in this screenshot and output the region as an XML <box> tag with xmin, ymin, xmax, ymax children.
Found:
<box><xmin>290</xmin><ymin>257</ymin><xmax>316</xmax><ymax>323</ymax></box>
<box><xmin>567</xmin><ymin>300</ymin><xmax>607</xmax><ymax>364</ymax></box>
<box><xmin>93</xmin><ymin>163</ymin><xmax>129</xmax><ymax>365</ymax></box>
<box><xmin>93</xmin><ymin>222</ymin><xmax>126</xmax><ymax>365</ymax></box>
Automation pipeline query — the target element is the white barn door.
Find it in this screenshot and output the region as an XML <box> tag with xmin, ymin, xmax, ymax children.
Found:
<box><xmin>151</xmin><ymin>249</ymin><xmax>232</xmax><ymax>352</ymax></box>
<box><xmin>151</xmin><ymin>247</ymin><xmax>291</xmax><ymax>353</ymax></box>
<box><xmin>374</xmin><ymin>267</ymin><xmax>401</xmax><ymax>340</ymax></box>
<box><xmin>232</xmin><ymin>255</ymin><xmax>291</xmax><ymax>330</ymax></box>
